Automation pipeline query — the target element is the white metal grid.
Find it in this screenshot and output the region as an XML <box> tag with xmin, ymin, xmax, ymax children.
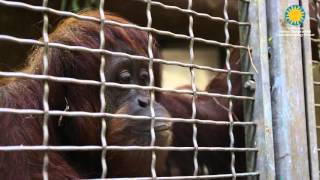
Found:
<box><xmin>146</xmin><ymin>0</ymin><xmax>157</xmax><ymax>178</ymax></box>
<box><xmin>312</xmin><ymin>0</ymin><xmax>320</xmax><ymax>64</ymax></box>
<box><xmin>0</xmin><ymin>0</ymin><xmax>259</xmax><ymax>179</ymax></box>
<box><xmin>311</xmin><ymin>0</ymin><xmax>320</xmax><ymax>166</ymax></box>
<box><xmin>187</xmin><ymin>0</ymin><xmax>199</xmax><ymax>177</ymax></box>
<box><xmin>223</xmin><ymin>0</ymin><xmax>236</xmax><ymax>179</ymax></box>
<box><xmin>98</xmin><ymin>0</ymin><xmax>108</xmax><ymax>178</ymax></box>
<box><xmin>41</xmin><ymin>0</ymin><xmax>50</xmax><ymax>179</ymax></box>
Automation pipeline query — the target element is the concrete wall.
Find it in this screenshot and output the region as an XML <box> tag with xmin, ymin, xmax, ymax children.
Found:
<box><xmin>161</xmin><ymin>44</ymin><xmax>221</xmax><ymax>89</ymax></box>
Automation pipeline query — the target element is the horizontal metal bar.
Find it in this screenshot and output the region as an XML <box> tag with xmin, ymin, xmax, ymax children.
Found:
<box><xmin>311</xmin><ymin>38</ymin><xmax>320</xmax><ymax>43</ymax></box>
<box><xmin>133</xmin><ymin>0</ymin><xmax>250</xmax><ymax>26</ymax></box>
<box><xmin>90</xmin><ymin>172</ymin><xmax>259</xmax><ymax>180</ymax></box>
<box><xmin>0</xmin><ymin>0</ymin><xmax>248</xmax><ymax>50</ymax></box>
<box><xmin>312</xmin><ymin>60</ymin><xmax>319</xmax><ymax>64</ymax></box>
<box><xmin>315</xmin><ymin>104</ymin><xmax>320</xmax><ymax>107</ymax></box>
<box><xmin>0</xmin><ymin>34</ymin><xmax>254</xmax><ymax>76</ymax></box>
<box><xmin>0</xmin><ymin>108</ymin><xmax>257</xmax><ymax>126</ymax></box>
<box><xmin>0</xmin><ymin>71</ymin><xmax>254</xmax><ymax>100</ymax></box>
<box><xmin>0</xmin><ymin>145</ymin><xmax>258</xmax><ymax>152</ymax></box>
<box><xmin>314</xmin><ymin>81</ymin><xmax>320</xmax><ymax>86</ymax></box>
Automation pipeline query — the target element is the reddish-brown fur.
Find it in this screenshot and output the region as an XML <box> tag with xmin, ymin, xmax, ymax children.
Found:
<box><xmin>160</xmin><ymin>50</ymin><xmax>246</xmax><ymax>176</ymax></box>
<box><xmin>0</xmin><ymin>10</ymin><xmax>246</xmax><ymax>179</ymax></box>
<box><xmin>0</xmin><ymin>11</ymin><xmax>162</xmax><ymax>179</ymax></box>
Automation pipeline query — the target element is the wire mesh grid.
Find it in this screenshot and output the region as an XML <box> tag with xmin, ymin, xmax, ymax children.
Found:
<box><xmin>310</xmin><ymin>0</ymin><xmax>320</xmax><ymax>176</ymax></box>
<box><xmin>0</xmin><ymin>0</ymin><xmax>260</xmax><ymax>179</ymax></box>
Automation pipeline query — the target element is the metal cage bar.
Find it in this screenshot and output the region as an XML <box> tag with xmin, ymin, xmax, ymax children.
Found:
<box><xmin>239</xmin><ymin>0</ymin><xmax>275</xmax><ymax>179</ymax></box>
<box><xmin>41</xmin><ymin>0</ymin><xmax>50</xmax><ymax>179</ymax></box>
<box><xmin>301</xmin><ymin>0</ymin><xmax>320</xmax><ymax>179</ymax></box>
<box><xmin>0</xmin><ymin>0</ymin><xmax>263</xmax><ymax>179</ymax></box>
<box><xmin>98</xmin><ymin>0</ymin><xmax>108</xmax><ymax>178</ymax></box>
<box><xmin>0</xmin><ymin>0</ymin><xmax>248</xmax><ymax>50</ymax></box>
<box><xmin>266</xmin><ymin>0</ymin><xmax>311</xmax><ymax>179</ymax></box>
<box><xmin>186</xmin><ymin>0</ymin><xmax>199</xmax><ymax>177</ymax></box>
<box><xmin>145</xmin><ymin>0</ymin><xmax>157</xmax><ymax>178</ymax></box>
<box><xmin>0</xmin><ymin>35</ymin><xmax>253</xmax><ymax>76</ymax></box>
<box><xmin>223</xmin><ymin>0</ymin><xmax>237</xmax><ymax>179</ymax></box>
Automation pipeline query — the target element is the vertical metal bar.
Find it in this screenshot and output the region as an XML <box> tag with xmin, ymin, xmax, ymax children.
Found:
<box><xmin>187</xmin><ymin>0</ymin><xmax>198</xmax><ymax>176</ymax></box>
<box><xmin>41</xmin><ymin>0</ymin><xmax>50</xmax><ymax>179</ymax></box>
<box><xmin>98</xmin><ymin>0</ymin><xmax>108</xmax><ymax>178</ymax></box>
<box><xmin>146</xmin><ymin>0</ymin><xmax>157</xmax><ymax>178</ymax></box>
<box><xmin>313</xmin><ymin>0</ymin><xmax>320</xmax><ymax>60</ymax></box>
<box><xmin>266</xmin><ymin>0</ymin><xmax>311</xmax><ymax>179</ymax></box>
<box><xmin>239</xmin><ymin>0</ymin><xmax>275</xmax><ymax>179</ymax></box>
<box><xmin>301</xmin><ymin>0</ymin><xmax>320</xmax><ymax>179</ymax></box>
<box><xmin>223</xmin><ymin>1</ymin><xmax>236</xmax><ymax>179</ymax></box>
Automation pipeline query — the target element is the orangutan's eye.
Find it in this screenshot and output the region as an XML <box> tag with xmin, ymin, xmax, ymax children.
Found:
<box><xmin>119</xmin><ymin>70</ymin><xmax>131</xmax><ymax>84</ymax></box>
<box><xmin>140</xmin><ymin>70</ymin><xmax>149</xmax><ymax>85</ymax></box>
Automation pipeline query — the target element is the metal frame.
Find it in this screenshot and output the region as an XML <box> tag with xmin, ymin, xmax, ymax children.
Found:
<box><xmin>0</xmin><ymin>0</ymin><xmax>291</xmax><ymax>179</ymax></box>
<box><xmin>239</xmin><ymin>0</ymin><xmax>275</xmax><ymax>179</ymax></box>
<box><xmin>266</xmin><ymin>0</ymin><xmax>312</xmax><ymax>179</ymax></box>
<box><xmin>301</xmin><ymin>0</ymin><xmax>320</xmax><ymax>179</ymax></box>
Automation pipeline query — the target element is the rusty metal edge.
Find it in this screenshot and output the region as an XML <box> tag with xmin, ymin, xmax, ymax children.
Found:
<box><xmin>300</xmin><ymin>0</ymin><xmax>320</xmax><ymax>179</ymax></box>
<box><xmin>266</xmin><ymin>0</ymin><xmax>311</xmax><ymax>179</ymax></box>
<box><xmin>239</xmin><ymin>0</ymin><xmax>276</xmax><ymax>179</ymax></box>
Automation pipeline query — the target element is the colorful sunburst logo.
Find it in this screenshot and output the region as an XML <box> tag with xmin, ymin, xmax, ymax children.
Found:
<box><xmin>285</xmin><ymin>5</ymin><xmax>306</xmax><ymax>26</ymax></box>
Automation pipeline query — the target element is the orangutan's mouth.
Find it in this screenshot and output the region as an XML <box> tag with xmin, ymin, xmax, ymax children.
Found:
<box><xmin>153</xmin><ymin>124</ymin><xmax>171</xmax><ymax>132</ymax></box>
<box><xmin>131</xmin><ymin>123</ymin><xmax>171</xmax><ymax>134</ymax></box>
